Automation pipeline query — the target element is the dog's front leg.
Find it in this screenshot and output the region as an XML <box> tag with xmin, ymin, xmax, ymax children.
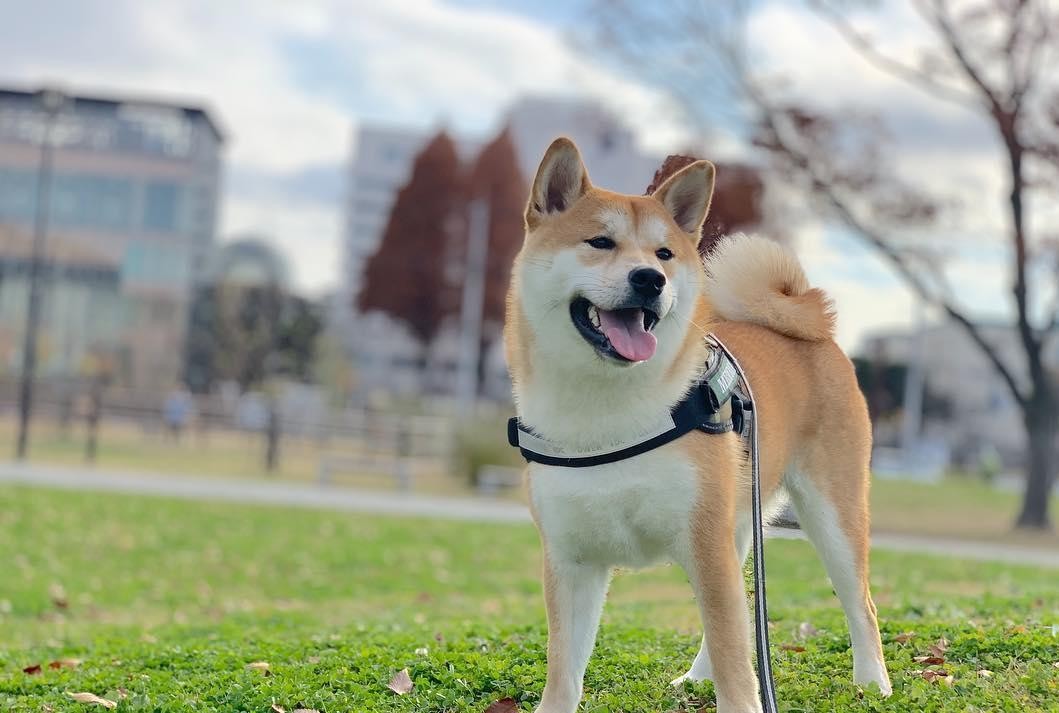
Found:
<box><xmin>535</xmin><ymin>555</ymin><xmax>610</xmax><ymax>713</ymax></box>
<box><xmin>686</xmin><ymin>525</ymin><xmax>762</xmax><ymax>713</ymax></box>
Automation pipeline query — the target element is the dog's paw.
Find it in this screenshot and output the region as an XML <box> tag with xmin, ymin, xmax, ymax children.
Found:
<box><xmin>671</xmin><ymin>670</ymin><xmax>713</xmax><ymax>687</ymax></box>
<box><xmin>854</xmin><ymin>667</ymin><xmax>892</xmax><ymax>697</ymax></box>
<box><xmin>855</xmin><ymin>679</ymin><xmax>893</xmax><ymax>697</ymax></box>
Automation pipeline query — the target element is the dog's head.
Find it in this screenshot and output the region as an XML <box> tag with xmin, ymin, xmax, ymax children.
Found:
<box><xmin>509</xmin><ymin>137</ymin><xmax>715</xmax><ymax>374</ymax></box>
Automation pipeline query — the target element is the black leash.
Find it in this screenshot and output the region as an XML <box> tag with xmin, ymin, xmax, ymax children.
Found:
<box><xmin>713</xmin><ymin>339</ymin><xmax>779</xmax><ymax>713</ymax></box>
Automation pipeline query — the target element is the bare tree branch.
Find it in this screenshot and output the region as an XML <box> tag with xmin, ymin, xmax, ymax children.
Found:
<box><xmin>927</xmin><ymin>0</ymin><xmax>1011</xmax><ymax>117</ymax></box>
<box><xmin>748</xmin><ymin>85</ymin><xmax>1030</xmax><ymax>408</ymax></box>
<box><xmin>810</xmin><ymin>0</ymin><xmax>979</xmax><ymax>108</ymax></box>
<box><xmin>926</xmin><ymin>0</ymin><xmax>1049</xmax><ymax>399</ymax></box>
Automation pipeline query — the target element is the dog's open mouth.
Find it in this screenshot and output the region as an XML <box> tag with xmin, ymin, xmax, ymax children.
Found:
<box><xmin>570</xmin><ymin>297</ymin><xmax>660</xmax><ymax>363</ymax></box>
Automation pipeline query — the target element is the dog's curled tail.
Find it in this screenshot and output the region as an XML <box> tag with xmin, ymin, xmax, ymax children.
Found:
<box><xmin>704</xmin><ymin>234</ymin><xmax>835</xmax><ymax>342</ymax></box>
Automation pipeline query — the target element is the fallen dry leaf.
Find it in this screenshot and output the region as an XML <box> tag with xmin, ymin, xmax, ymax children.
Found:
<box><xmin>42</xmin><ymin>705</ymin><xmax>55</xmax><ymax>713</ymax></box>
<box><xmin>976</xmin><ymin>669</ymin><xmax>993</xmax><ymax>678</ymax></box>
<box><xmin>893</xmin><ymin>632</ymin><xmax>915</xmax><ymax>644</ymax></box>
<box><xmin>116</xmin><ymin>688</ymin><xmax>128</xmax><ymax>700</ymax></box>
<box><xmin>306</xmin><ymin>656</ymin><xmax>320</xmax><ymax>664</ymax></box>
<box><xmin>65</xmin><ymin>692</ymin><xmax>117</xmax><ymax>709</ymax></box>
<box><xmin>414</xmin><ymin>647</ymin><xmax>429</xmax><ymax>656</ymax></box>
<box><xmin>247</xmin><ymin>661</ymin><xmax>271</xmax><ymax>675</ymax></box>
<box><xmin>291</xmin><ymin>709</ymin><xmax>320</xmax><ymax>713</ymax></box>
<box><xmin>913</xmin><ymin>656</ymin><xmax>946</xmax><ymax>665</ymax></box>
<box><xmin>271</xmin><ymin>705</ymin><xmax>286</xmax><ymax>713</ymax></box>
<box><xmin>387</xmin><ymin>668</ymin><xmax>414</xmax><ymax>695</ymax></box>
<box><xmin>927</xmin><ymin>638</ymin><xmax>949</xmax><ymax>658</ymax></box>
<box><xmin>484</xmin><ymin>698</ymin><xmax>519</xmax><ymax>713</ymax></box>
<box><xmin>916</xmin><ymin>669</ymin><xmax>953</xmax><ymax>686</ymax></box>
<box><xmin>1053</xmin><ymin>662</ymin><xmax>1059</xmax><ymax>669</ymax></box>
<box><xmin>797</xmin><ymin>622</ymin><xmax>818</xmax><ymax>639</ymax></box>
<box><xmin>49</xmin><ymin>658</ymin><xmax>82</xmax><ymax>670</ymax></box>
<box><xmin>780</xmin><ymin>643</ymin><xmax>806</xmax><ymax>653</ymax></box>
<box><xmin>22</xmin><ymin>664</ymin><xmax>42</xmax><ymax>675</ymax></box>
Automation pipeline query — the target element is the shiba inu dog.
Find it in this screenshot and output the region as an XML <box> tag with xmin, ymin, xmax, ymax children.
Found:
<box><xmin>504</xmin><ymin>138</ymin><xmax>892</xmax><ymax>713</ymax></box>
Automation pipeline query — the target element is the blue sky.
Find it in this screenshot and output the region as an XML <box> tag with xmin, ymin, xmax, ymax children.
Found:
<box><xmin>0</xmin><ymin>0</ymin><xmax>1037</xmax><ymax>350</ymax></box>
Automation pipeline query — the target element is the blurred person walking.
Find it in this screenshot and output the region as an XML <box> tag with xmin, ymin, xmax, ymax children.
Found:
<box><xmin>163</xmin><ymin>384</ymin><xmax>195</xmax><ymax>442</ymax></box>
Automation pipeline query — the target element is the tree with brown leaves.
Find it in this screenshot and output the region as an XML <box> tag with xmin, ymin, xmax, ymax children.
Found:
<box><xmin>646</xmin><ymin>154</ymin><xmax>765</xmax><ymax>254</ymax></box>
<box><xmin>468</xmin><ymin>127</ymin><xmax>528</xmax><ymax>334</ymax></box>
<box><xmin>591</xmin><ymin>0</ymin><xmax>1059</xmax><ymax>528</ymax></box>
<box><xmin>359</xmin><ymin>132</ymin><xmax>466</xmax><ymax>346</ymax></box>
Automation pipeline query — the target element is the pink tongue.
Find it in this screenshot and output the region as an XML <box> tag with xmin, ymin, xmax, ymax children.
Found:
<box><xmin>599</xmin><ymin>308</ymin><xmax>657</xmax><ymax>362</ymax></box>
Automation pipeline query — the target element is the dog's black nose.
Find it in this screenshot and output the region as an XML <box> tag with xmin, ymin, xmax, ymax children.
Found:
<box><xmin>629</xmin><ymin>267</ymin><xmax>666</xmax><ymax>298</ymax></box>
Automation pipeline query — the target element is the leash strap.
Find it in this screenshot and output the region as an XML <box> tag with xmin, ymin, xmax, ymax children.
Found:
<box><xmin>710</xmin><ymin>336</ymin><xmax>778</xmax><ymax>713</ymax></box>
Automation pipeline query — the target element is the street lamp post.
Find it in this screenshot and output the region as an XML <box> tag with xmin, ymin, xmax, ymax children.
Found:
<box><xmin>15</xmin><ymin>88</ymin><xmax>64</xmax><ymax>460</ymax></box>
<box><xmin>456</xmin><ymin>199</ymin><xmax>489</xmax><ymax>416</ymax></box>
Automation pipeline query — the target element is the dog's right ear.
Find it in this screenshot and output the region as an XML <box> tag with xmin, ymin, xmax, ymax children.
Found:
<box><xmin>525</xmin><ymin>137</ymin><xmax>591</xmax><ymax>230</ymax></box>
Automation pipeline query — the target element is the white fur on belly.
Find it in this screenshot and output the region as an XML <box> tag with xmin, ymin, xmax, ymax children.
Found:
<box><xmin>530</xmin><ymin>448</ymin><xmax>698</xmax><ymax>569</ymax></box>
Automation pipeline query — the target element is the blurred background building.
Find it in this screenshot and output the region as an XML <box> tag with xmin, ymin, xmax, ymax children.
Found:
<box><xmin>0</xmin><ymin>86</ymin><xmax>223</xmax><ymax>390</ymax></box>
<box><xmin>859</xmin><ymin>321</ymin><xmax>1059</xmax><ymax>471</ymax></box>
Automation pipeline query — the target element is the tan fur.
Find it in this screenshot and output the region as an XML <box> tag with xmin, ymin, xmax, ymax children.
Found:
<box><xmin>507</xmin><ymin>138</ymin><xmax>889</xmax><ymax>713</ymax></box>
<box><xmin>705</xmin><ymin>235</ymin><xmax>836</xmax><ymax>341</ymax></box>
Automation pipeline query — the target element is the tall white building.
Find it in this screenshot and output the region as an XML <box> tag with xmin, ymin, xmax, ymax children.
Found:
<box><xmin>340</xmin><ymin>96</ymin><xmax>668</xmax><ymax>403</ymax></box>
<box><xmin>504</xmin><ymin>96</ymin><xmax>664</xmax><ymax>196</ymax></box>
<box><xmin>344</xmin><ymin>126</ymin><xmax>430</xmax><ymax>312</ymax></box>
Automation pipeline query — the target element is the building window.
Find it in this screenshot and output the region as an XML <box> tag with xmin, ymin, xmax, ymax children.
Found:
<box><xmin>143</xmin><ymin>181</ymin><xmax>181</xmax><ymax>232</ymax></box>
<box><xmin>122</xmin><ymin>242</ymin><xmax>190</xmax><ymax>286</ymax></box>
<box><xmin>0</xmin><ymin>168</ymin><xmax>37</xmax><ymax>221</ymax></box>
<box><xmin>49</xmin><ymin>174</ymin><xmax>134</xmax><ymax>232</ymax></box>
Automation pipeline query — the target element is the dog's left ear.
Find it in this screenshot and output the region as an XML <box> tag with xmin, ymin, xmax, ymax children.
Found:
<box><xmin>650</xmin><ymin>160</ymin><xmax>715</xmax><ymax>244</ymax></box>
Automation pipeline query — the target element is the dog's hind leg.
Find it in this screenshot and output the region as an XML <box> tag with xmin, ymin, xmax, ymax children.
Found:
<box><xmin>786</xmin><ymin>465</ymin><xmax>892</xmax><ymax>695</ymax></box>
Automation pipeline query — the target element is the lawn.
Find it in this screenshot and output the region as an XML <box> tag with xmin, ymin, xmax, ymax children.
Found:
<box><xmin>1</xmin><ymin>485</ymin><xmax>1057</xmax><ymax>712</ymax></box>
<box><xmin>0</xmin><ymin>415</ymin><xmax>460</xmax><ymax>494</ymax></box>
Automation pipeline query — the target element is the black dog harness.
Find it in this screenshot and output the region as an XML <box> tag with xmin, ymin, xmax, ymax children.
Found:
<box><xmin>508</xmin><ymin>335</ymin><xmax>747</xmax><ymax>466</ymax></box>
<box><xmin>507</xmin><ymin>334</ymin><xmax>779</xmax><ymax>713</ymax></box>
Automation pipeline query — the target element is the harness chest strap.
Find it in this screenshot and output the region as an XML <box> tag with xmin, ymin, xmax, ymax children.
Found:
<box><xmin>508</xmin><ymin>335</ymin><xmax>749</xmax><ymax>468</ymax></box>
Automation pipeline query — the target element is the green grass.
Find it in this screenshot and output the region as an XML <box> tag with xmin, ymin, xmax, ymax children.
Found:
<box><xmin>1</xmin><ymin>485</ymin><xmax>1057</xmax><ymax>712</ymax></box>
<box><xmin>870</xmin><ymin>475</ymin><xmax>1059</xmax><ymax>546</ymax></box>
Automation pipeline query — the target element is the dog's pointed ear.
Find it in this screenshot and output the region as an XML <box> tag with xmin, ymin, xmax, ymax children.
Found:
<box><xmin>650</xmin><ymin>160</ymin><xmax>715</xmax><ymax>244</ymax></box>
<box><xmin>525</xmin><ymin>137</ymin><xmax>591</xmax><ymax>230</ymax></box>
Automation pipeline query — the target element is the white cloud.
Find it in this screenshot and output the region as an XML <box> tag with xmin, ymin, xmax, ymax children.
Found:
<box><xmin>0</xmin><ymin>0</ymin><xmax>695</xmax><ymax>296</ymax></box>
<box><xmin>794</xmin><ymin>222</ymin><xmax>915</xmax><ymax>351</ymax></box>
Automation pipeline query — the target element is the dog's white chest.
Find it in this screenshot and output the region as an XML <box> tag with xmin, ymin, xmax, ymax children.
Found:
<box><xmin>528</xmin><ymin>449</ymin><xmax>698</xmax><ymax>569</ymax></box>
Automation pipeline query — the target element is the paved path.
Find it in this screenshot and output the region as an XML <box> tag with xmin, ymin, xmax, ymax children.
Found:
<box><xmin>2</xmin><ymin>461</ymin><xmax>1057</xmax><ymax>568</ymax></box>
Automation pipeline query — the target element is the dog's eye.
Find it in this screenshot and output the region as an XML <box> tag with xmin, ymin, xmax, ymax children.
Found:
<box><xmin>585</xmin><ymin>236</ymin><xmax>616</xmax><ymax>250</ymax></box>
<box><xmin>656</xmin><ymin>247</ymin><xmax>674</xmax><ymax>261</ymax></box>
